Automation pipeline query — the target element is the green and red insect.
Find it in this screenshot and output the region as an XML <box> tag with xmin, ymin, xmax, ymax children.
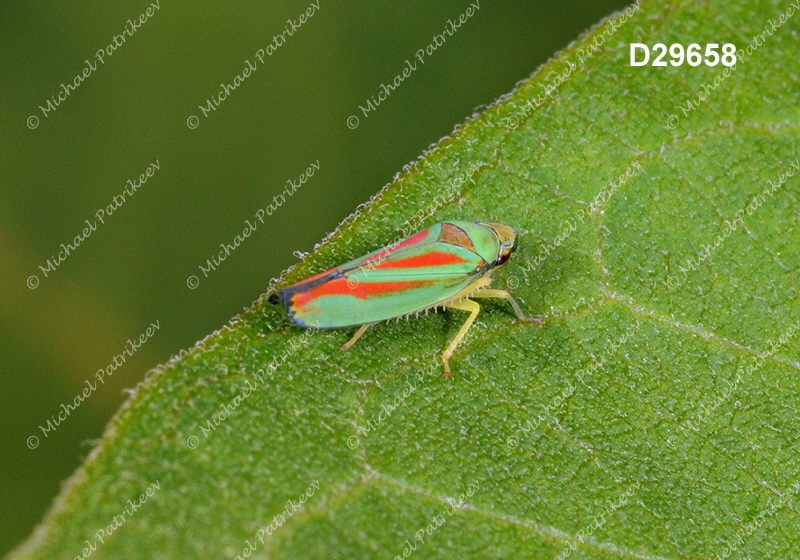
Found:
<box><xmin>269</xmin><ymin>221</ymin><xmax>542</xmax><ymax>377</ymax></box>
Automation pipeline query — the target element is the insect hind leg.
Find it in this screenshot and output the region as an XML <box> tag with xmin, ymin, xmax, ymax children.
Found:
<box><xmin>441</xmin><ymin>299</ymin><xmax>481</xmax><ymax>379</ymax></box>
<box><xmin>341</xmin><ymin>323</ymin><xmax>373</xmax><ymax>351</ymax></box>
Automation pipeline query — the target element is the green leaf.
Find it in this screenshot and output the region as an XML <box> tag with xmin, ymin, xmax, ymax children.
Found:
<box><xmin>11</xmin><ymin>0</ymin><xmax>800</xmax><ymax>558</ymax></box>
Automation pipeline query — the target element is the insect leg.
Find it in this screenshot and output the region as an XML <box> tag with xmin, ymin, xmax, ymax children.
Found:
<box><xmin>441</xmin><ymin>299</ymin><xmax>481</xmax><ymax>379</ymax></box>
<box><xmin>340</xmin><ymin>323</ymin><xmax>373</xmax><ymax>352</ymax></box>
<box><xmin>471</xmin><ymin>289</ymin><xmax>543</xmax><ymax>325</ymax></box>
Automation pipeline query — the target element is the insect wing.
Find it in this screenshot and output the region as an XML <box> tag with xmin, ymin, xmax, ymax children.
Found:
<box><xmin>277</xmin><ymin>223</ymin><xmax>489</xmax><ymax>328</ymax></box>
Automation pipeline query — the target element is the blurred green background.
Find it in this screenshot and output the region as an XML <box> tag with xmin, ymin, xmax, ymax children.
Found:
<box><xmin>0</xmin><ymin>0</ymin><xmax>629</xmax><ymax>554</ymax></box>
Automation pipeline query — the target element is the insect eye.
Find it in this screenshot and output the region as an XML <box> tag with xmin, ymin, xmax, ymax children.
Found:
<box><xmin>496</xmin><ymin>250</ymin><xmax>512</xmax><ymax>266</ymax></box>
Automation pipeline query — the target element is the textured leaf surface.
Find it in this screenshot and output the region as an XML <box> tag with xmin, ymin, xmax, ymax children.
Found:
<box><xmin>11</xmin><ymin>0</ymin><xmax>800</xmax><ymax>559</ymax></box>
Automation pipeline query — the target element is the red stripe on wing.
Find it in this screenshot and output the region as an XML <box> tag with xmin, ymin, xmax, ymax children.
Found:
<box><xmin>362</xmin><ymin>229</ymin><xmax>429</xmax><ymax>266</ymax></box>
<box><xmin>292</xmin><ymin>277</ymin><xmax>433</xmax><ymax>308</ymax></box>
<box><xmin>373</xmin><ymin>251</ymin><xmax>470</xmax><ymax>269</ymax></box>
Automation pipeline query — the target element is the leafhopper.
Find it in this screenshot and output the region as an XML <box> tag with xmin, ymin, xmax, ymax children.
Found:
<box><xmin>269</xmin><ymin>221</ymin><xmax>542</xmax><ymax>377</ymax></box>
